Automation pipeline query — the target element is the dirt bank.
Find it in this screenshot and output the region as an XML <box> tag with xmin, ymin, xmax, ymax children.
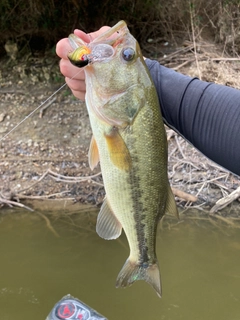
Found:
<box><xmin>0</xmin><ymin>39</ymin><xmax>240</xmax><ymax>215</ymax></box>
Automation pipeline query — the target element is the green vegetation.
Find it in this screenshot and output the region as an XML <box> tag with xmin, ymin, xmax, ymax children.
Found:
<box><xmin>1</xmin><ymin>0</ymin><xmax>240</xmax><ymax>55</ymax></box>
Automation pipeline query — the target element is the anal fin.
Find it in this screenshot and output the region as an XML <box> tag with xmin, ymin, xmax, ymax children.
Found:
<box><xmin>165</xmin><ymin>185</ymin><xmax>179</xmax><ymax>219</ymax></box>
<box><xmin>96</xmin><ymin>198</ymin><xmax>122</xmax><ymax>240</ymax></box>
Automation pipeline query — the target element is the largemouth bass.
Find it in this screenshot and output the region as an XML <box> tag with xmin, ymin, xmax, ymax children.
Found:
<box><xmin>68</xmin><ymin>20</ymin><xmax>178</xmax><ymax>297</ymax></box>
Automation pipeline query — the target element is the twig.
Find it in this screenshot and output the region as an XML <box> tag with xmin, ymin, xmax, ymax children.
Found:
<box><xmin>175</xmin><ymin>136</ymin><xmax>186</xmax><ymax>159</ymax></box>
<box><xmin>18</xmin><ymin>169</ymin><xmax>102</xmax><ymax>196</ymax></box>
<box><xmin>36</xmin><ymin>211</ymin><xmax>60</xmax><ymax>237</ymax></box>
<box><xmin>194</xmin><ymin>174</ymin><xmax>229</xmax><ymax>186</ymax></box>
<box><xmin>173</xmin><ymin>59</ymin><xmax>194</xmax><ymax>71</ymax></box>
<box><xmin>39</xmin><ymin>97</ymin><xmax>57</xmax><ymax>118</ymax></box>
<box><xmin>211</xmin><ymin>57</ymin><xmax>240</xmax><ymax>61</ymax></box>
<box><xmin>0</xmin><ymin>196</ymin><xmax>34</xmax><ymax>211</ymax></box>
<box><xmin>17</xmin><ymin>170</ymin><xmax>50</xmax><ymax>194</ymax></box>
<box><xmin>0</xmin><ymin>89</ymin><xmax>29</xmax><ymax>94</ymax></box>
<box><xmin>176</xmin><ymin>159</ymin><xmax>201</xmax><ymax>170</ymax></box>
<box><xmin>196</xmin><ymin>182</ymin><xmax>206</xmax><ymax>196</ymax></box>
<box><xmin>209</xmin><ymin>213</ymin><xmax>238</xmax><ymax>227</ymax></box>
<box><xmin>189</xmin><ymin>2</ymin><xmax>202</xmax><ymax>79</ymax></box>
<box><xmin>172</xmin><ymin>187</ymin><xmax>198</xmax><ymax>202</ymax></box>
<box><xmin>159</xmin><ymin>45</ymin><xmax>194</xmax><ymax>63</ymax></box>
<box><xmin>48</xmin><ymin>169</ymin><xmax>101</xmax><ymax>181</ymax></box>
<box><xmin>203</xmin><ymin>8</ymin><xmax>217</xmax><ymax>29</ymax></box>
<box><xmin>18</xmin><ymin>191</ymin><xmax>73</xmax><ymax>200</ymax></box>
<box><xmin>48</xmin><ymin>169</ymin><xmax>103</xmax><ymax>186</ymax></box>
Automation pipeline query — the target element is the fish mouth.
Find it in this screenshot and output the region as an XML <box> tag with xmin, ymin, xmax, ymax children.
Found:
<box><xmin>68</xmin><ymin>20</ymin><xmax>128</xmax><ymax>67</ymax></box>
<box><xmin>91</xmin><ymin>20</ymin><xmax>127</xmax><ymax>45</ymax></box>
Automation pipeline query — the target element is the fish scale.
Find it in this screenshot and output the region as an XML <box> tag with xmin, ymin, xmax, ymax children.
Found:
<box><xmin>68</xmin><ymin>20</ymin><xmax>178</xmax><ymax>297</ymax></box>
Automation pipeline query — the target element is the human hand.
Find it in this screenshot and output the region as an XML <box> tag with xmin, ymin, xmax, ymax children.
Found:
<box><xmin>56</xmin><ymin>26</ymin><xmax>110</xmax><ymax>100</ymax></box>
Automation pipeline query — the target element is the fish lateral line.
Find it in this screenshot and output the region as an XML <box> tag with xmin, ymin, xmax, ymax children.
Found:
<box><xmin>0</xmin><ymin>68</ymin><xmax>85</xmax><ymax>142</ymax></box>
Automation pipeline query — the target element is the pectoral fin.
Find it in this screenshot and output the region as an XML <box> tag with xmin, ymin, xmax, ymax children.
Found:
<box><xmin>105</xmin><ymin>127</ymin><xmax>132</xmax><ymax>171</ymax></box>
<box><xmin>88</xmin><ymin>135</ymin><xmax>100</xmax><ymax>170</ymax></box>
<box><xmin>96</xmin><ymin>198</ymin><xmax>122</xmax><ymax>240</ymax></box>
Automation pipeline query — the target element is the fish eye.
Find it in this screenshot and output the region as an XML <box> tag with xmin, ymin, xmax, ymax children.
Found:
<box><xmin>121</xmin><ymin>47</ymin><xmax>135</xmax><ymax>61</ymax></box>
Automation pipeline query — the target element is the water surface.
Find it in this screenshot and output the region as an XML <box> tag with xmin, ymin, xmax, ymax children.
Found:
<box><xmin>0</xmin><ymin>204</ymin><xmax>240</xmax><ymax>320</ymax></box>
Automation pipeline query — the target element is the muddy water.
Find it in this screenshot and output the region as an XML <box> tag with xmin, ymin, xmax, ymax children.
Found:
<box><xmin>0</xmin><ymin>205</ymin><xmax>240</xmax><ymax>320</ymax></box>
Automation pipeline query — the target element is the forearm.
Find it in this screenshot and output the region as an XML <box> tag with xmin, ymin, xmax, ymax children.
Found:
<box><xmin>145</xmin><ymin>59</ymin><xmax>240</xmax><ymax>176</ymax></box>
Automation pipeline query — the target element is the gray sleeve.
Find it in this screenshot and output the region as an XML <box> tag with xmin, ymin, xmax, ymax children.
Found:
<box><xmin>145</xmin><ymin>58</ymin><xmax>240</xmax><ymax>176</ymax></box>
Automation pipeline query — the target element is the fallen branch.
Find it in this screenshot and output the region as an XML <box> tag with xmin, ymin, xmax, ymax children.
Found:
<box><xmin>210</xmin><ymin>186</ymin><xmax>240</xmax><ymax>213</ymax></box>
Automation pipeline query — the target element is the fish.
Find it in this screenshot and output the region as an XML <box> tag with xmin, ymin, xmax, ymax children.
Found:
<box><xmin>67</xmin><ymin>20</ymin><xmax>178</xmax><ymax>298</ymax></box>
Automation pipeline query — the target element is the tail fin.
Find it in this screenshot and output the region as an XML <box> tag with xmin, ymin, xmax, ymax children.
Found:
<box><xmin>115</xmin><ymin>259</ymin><xmax>161</xmax><ymax>297</ymax></box>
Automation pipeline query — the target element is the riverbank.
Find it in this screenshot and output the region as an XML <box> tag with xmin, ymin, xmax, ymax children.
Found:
<box><xmin>1</xmin><ymin>38</ymin><xmax>240</xmax><ymax>215</ymax></box>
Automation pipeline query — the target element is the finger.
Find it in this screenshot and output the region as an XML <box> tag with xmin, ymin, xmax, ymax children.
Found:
<box><xmin>73</xmin><ymin>29</ymin><xmax>91</xmax><ymax>43</ymax></box>
<box><xmin>71</xmin><ymin>88</ymin><xmax>86</xmax><ymax>101</ymax></box>
<box><xmin>88</xmin><ymin>26</ymin><xmax>111</xmax><ymax>41</ymax></box>
<box><xmin>56</xmin><ymin>38</ymin><xmax>73</xmax><ymax>59</ymax></box>
<box><xmin>65</xmin><ymin>77</ymin><xmax>86</xmax><ymax>93</ymax></box>
<box><xmin>74</xmin><ymin>26</ymin><xmax>111</xmax><ymax>43</ymax></box>
<box><xmin>60</xmin><ymin>59</ymin><xmax>85</xmax><ymax>80</ymax></box>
